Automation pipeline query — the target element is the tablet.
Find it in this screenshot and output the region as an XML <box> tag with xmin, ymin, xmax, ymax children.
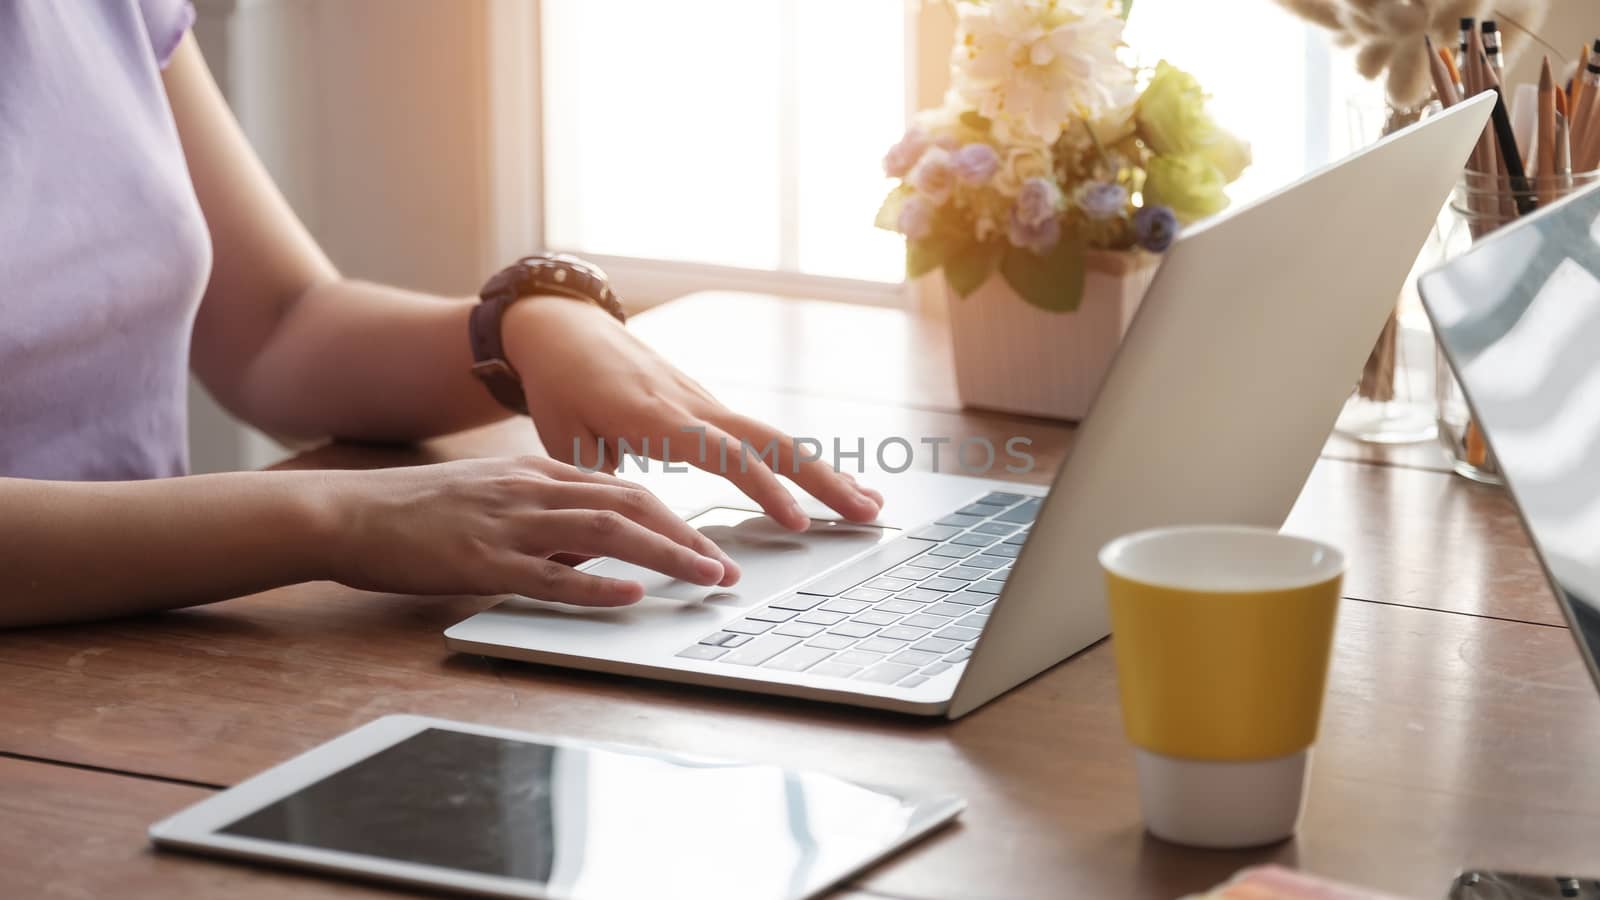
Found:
<box><xmin>149</xmin><ymin>715</ymin><xmax>964</xmax><ymax>900</ymax></box>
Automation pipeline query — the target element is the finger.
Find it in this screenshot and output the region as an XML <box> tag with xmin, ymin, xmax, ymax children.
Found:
<box><xmin>839</xmin><ymin>471</ymin><xmax>886</xmax><ymax>507</ymax></box>
<box><xmin>520</xmin><ymin>452</ymin><xmax>637</xmax><ymax>488</ymax></box>
<box><xmin>533</xmin><ymin>509</ymin><xmax>726</xmax><ymax>586</ymax></box>
<box><xmin>506</xmin><ymin>555</ymin><xmax>644</xmax><ymax>607</ymax></box>
<box><xmin>716</xmin><ymin>414</ymin><xmax>881</xmax><ymax>523</ymax></box>
<box><xmin>504</xmin><ymin>456</ymin><xmax>735</xmax><ymax>582</ymax></box>
<box><xmin>672</xmin><ymin>422</ymin><xmax>811</xmax><ymax>531</ymax></box>
<box><xmin>540</xmin><ymin>482</ymin><xmax>741</xmax><ymax>586</ymax></box>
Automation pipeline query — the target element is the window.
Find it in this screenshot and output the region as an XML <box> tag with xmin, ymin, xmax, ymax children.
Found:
<box><xmin>529</xmin><ymin>0</ymin><xmax>1381</xmax><ymax>305</ymax></box>
<box><xmin>540</xmin><ymin>0</ymin><xmax>909</xmax><ymax>291</ymax></box>
<box><xmin>1123</xmin><ymin>0</ymin><xmax>1383</xmax><ymax>206</ymax></box>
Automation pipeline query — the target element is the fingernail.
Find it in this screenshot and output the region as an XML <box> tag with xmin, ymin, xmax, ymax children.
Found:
<box><xmin>694</xmin><ymin>556</ymin><xmax>725</xmax><ymax>583</ymax></box>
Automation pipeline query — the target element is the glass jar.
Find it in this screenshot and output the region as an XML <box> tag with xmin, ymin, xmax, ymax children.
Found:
<box><xmin>1334</xmin><ymin>101</ymin><xmax>1438</xmax><ymax>444</ymax></box>
<box><xmin>1332</xmin><ymin>227</ymin><xmax>1443</xmax><ymax>444</ymax></box>
<box><xmin>1436</xmin><ymin>169</ymin><xmax>1600</xmax><ymax>484</ymax></box>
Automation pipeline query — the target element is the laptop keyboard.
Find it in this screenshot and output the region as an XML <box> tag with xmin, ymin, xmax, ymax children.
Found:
<box><xmin>676</xmin><ymin>491</ymin><xmax>1037</xmax><ymax>687</ymax></box>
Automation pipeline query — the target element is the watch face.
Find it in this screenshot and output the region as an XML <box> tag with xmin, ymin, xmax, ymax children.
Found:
<box><xmin>551</xmin><ymin>253</ymin><xmax>605</xmax><ymax>280</ymax></box>
<box><xmin>504</xmin><ymin>255</ymin><xmax>617</xmax><ymax>318</ymax></box>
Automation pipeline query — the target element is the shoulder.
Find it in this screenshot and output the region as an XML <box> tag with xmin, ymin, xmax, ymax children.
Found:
<box><xmin>134</xmin><ymin>0</ymin><xmax>196</xmax><ymax>69</ymax></box>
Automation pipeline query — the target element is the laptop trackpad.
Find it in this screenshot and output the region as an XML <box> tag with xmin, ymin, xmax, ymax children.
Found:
<box><xmin>582</xmin><ymin>507</ymin><xmax>897</xmax><ymax>607</ymax></box>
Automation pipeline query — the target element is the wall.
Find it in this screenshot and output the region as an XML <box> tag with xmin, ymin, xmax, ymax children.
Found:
<box><xmin>1505</xmin><ymin>3</ymin><xmax>1600</xmax><ymax>89</ymax></box>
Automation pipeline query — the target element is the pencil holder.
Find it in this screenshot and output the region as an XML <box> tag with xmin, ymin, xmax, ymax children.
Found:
<box><xmin>1449</xmin><ymin>170</ymin><xmax>1596</xmax><ymax>240</ymax></box>
<box><xmin>1435</xmin><ymin>169</ymin><xmax>1600</xmax><ymax>484</ymax></box>
<box><xmin>1333</xmin><ymin>100</ymin><xmax>1436</xmax><ymax>446</ymax></box>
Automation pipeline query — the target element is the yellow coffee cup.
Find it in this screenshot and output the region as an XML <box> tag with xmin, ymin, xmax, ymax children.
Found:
<box><xmin>1100</xmin><ymin>526</ymin><xmax>1344</xmax><ymax>848</ymax></box>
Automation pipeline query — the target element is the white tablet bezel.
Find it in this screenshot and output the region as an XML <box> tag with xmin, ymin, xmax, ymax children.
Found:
<box><xmin>149</xmin><ymin>715</ymin><xmax>964</xmax><ymax>900</ymax></box>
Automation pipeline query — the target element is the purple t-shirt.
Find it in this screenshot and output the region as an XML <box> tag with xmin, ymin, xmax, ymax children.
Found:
<box><xmin>1</xmin><ymin>0</ymin><xmax>211</xmax><ymax>480</ymax></box>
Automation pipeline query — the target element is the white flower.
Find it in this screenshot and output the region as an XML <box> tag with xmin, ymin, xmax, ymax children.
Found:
<box><xmin>991</xmin><ymin>142</ymin><xmax>1054</xmax><ymax>198</ymax></box>
<box><xmin>1055</xmin><ymin>105</ymin><xmax>1137</xmax><ymax>160</ymax></box>
<box><xmin>951</xmin><ymin>0</ymin><xmax>1138</xmax><ymax>145</ymax></box>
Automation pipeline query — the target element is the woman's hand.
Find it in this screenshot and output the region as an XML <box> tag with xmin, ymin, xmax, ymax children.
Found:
<box><xmin>502</xmin><ymin>298</ymin><xmax>884</xmax><ymax>531</ymax></box>
<box><xmin>326</xmin><ymin>456</ymin><xmax>741</xmax><ymax>607</ymax></box>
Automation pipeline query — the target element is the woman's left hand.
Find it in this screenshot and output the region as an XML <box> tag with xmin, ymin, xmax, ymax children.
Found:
<box><xmin>502</xmin><ymin>297</ymin><xmax>884</xmax><ymax>531</ymax></box>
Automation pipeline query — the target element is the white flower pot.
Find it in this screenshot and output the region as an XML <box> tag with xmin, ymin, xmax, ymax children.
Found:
<box><xmin>946</xmin><ymin>250</ymin><xmax>1161</xmax><ymax>421</ymax></box>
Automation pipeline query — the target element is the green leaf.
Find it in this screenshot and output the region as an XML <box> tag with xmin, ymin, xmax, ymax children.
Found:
<box><xmin>999</xmin><ymin>238</ymin><xmax>1088</xmax><ymax>313</ymax></box>
<box><xmin>944</xmin><ymin>244</ymin><xmax>1000</xmax><ymax>298</ymax></box>
<box><xmin>874</xmin><ymin>185</ymin><xmax>912</xmax><ymax>232</ymax></box>
<box><xmin>959</xmin><ymin>111</ymin><xmax>992</xmax><ymax>133</ymax></box>
<box><xmin>1118</xmin><ymin>0</ymin><xmax>1134</xmax><ymax>19</ymax></box>
<box><xmin>907</xmin><ymin>240</ymin><xmax>944</xmax><ymax>279</ymax></box>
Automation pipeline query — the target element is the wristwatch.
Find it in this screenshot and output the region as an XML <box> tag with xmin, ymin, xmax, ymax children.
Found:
<box><xmin>469</xmin><ymin>253</ymin><xmax>626</xmax><ymax>414</ymax></box>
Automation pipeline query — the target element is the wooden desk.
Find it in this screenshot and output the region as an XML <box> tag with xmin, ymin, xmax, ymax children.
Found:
<box><xmin>2</xmin><ymin>292</ymin><xmax>1589</xmax><ymax>900</ymax></box>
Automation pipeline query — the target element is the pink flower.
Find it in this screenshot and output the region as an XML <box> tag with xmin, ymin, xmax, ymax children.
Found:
<box><xmin>1007</xmin><ymin>207</ymin><xmax>1061</xmax><ymax>254</ymax></box>
<box><xmin>883</xmin><ymin>128</ymin><xmax>931</xmax><ymax>178</ymax></box>
<box><xmin>952</xmin><ymin>143</ymin><xmax>1001</xmax><ymax>186</ymax></box>
<box><xmin>1014</xmin><ymin>176</ymin><xmax>1063</xmax><ymax>227</ymax></box>
<box><xmin>908</xmin><ymin>147</ymin><xmax>957</xmax><ymax>205</ymax></box>
<box><xmin>898</xmin><ymin>194</ymin><xmax>935</xmax><ymax>241</ymax></box>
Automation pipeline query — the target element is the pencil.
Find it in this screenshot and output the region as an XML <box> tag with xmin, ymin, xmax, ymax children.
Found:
<box><xmin>1472</xmin><ymin>45</ymin><xmax>1523</xmax><ymax>208</ymax></box>
<box><xmin>1425</xmin><ymin>36</ymin><xmax>1461</xmax><ymax>108</ymax></box>
<box><xmin>1582</xmin><ymin>116</ymin><xmax>1600</xmax><ymax>172</ymax></box>
<box><xmin>1556</xmin><ymin>114</ymin><xmax>1573</xmax><ymax>196</ymax></box>
<box><xmin>1441</xmin><ymin>48</ymin><xmax>1464</xmax><ymax>92</ymax></box>
<box><xmin>1467</xmin><ymin>32</ymin><xmax>1511</xmax><ymax>222</ymax></box>
<box><xmin>1482</xmin><ymin>21</ymin><xmax>1504</xmax><ymax>77</ymax></box>
<box><xmin>1466</xmin><ymin>421</ymin><xmax>1489</xmax><ymax>469</ymax></box>
<box><xmin>1479</xmin><ymin>47</ymin><xmax>1536</xmax><ymax>215</ymax></box>
<box><xmin>1574</xmin><ymin>41</ymin><xmax>1599</xmax><ymax>163</ymax></box>
<box><xmin>1579</xmin><ymin>43</ymin><xmax>1600</xmax><ymax>171</ymax></box>
<box><xmin>1575</xmin><ymin>42</ymin><xmax>1591</xmax><ymax>111</ymax></box>
<box><xmin>1538</xmin><ymin>58</ymin><xmax>1558</xmax><ymax>204</ymax></box>
<box><xmin>1557</xmin><ymin>92</ymin><xmax>1571</xmax><ymax>192</ymax></box>
<box><xmin>1557</xmin><ymin>91</ymin><xmax>1570</xmax><ymax>185</ymax></box>
<box><xmin>1461</xmin><ymin>34</ymin><xmax>1495</xmax><ymax>230</ymax></box>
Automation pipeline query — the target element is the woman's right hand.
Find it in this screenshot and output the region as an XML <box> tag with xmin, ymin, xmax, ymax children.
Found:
<box><xmin>322</xmin><ymin>456</ymin><xmax>739</xmax><ymax>607</ymax></box>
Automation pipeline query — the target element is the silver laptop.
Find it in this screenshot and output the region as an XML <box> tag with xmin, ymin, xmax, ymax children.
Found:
<box><xmin>447</xmin><ymin>95</ymin><xmax>1494</xmax><ymax>718</ymax></box>
<box><xmin>1421</xmin><ymin>178</ymin><xmax>1600</xmax><ymax>692</ymax></box>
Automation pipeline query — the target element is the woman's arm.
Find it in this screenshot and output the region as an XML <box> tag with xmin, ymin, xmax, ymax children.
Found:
<box><xmin>166</xmin><ymin>35</ymin><xmax>882</xmax><ymax>528</ymax></box>
<box><xmin>0</xmin><ymin>471</ymin><xmax>329</xmax><ymax>627</ymax></box>
<box><xmin>0</xmin><ymin>457</ymin><xmax>737</xmax><ymax>629</ymax></box>
<box><xmin>165</xmin><ymin>36</ymin><xmax>504</xmax><ymax>443</ymax></box>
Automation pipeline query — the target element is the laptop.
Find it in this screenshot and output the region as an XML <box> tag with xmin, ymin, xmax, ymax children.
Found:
<box><xmin>1421</xmin><ymin>178</ymin><xmax>1600</xmax><ymax>691</ymax></box>
<box><xmin>447</xmin><ymin>95</ymin><xmax>1495</xmax><ymax>718</ymax></box>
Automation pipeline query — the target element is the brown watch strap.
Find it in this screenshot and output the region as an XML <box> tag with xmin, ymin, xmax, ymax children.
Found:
<box><xmin>469</xmin><ymin>299</ymin><xmax>530</xmax><ymax>414</ymax></box>
<box><xmin>468</xmin><ymin>254</ymin><xmax>625</xmax><ymax>415</ymax></box>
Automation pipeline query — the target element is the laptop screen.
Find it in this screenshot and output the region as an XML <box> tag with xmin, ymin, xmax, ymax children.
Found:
<box><xmin>1421</xmin><ymin>183</ymin><xmax>1600</xmax><ymax>674</ymax></box>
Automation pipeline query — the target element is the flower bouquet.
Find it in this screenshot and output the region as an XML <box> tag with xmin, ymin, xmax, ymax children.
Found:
<box><xmin>877</xmin><ymin>0</ymin><xmax>1249</xmax><ymax>418</ymax></box>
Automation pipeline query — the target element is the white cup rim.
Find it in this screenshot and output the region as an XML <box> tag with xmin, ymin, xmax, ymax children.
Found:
<box><xmin>1099</xmin><ymin>525</ymin><xmax>1346</xmax><ymax>594</ymax></box>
